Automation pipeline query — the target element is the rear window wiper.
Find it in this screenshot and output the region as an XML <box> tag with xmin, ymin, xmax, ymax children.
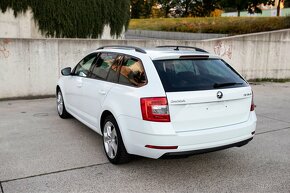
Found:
<box><xmin>213</xmin><ymin>82</ymin><xmax>243</xmax><ymax>88</ymax></box>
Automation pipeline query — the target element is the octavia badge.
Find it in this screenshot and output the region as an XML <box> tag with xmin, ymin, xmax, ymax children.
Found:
<box><xmin>217</xmin><ymin>91</ymin><xmax>223</xmax><ymax>99</ymax></box>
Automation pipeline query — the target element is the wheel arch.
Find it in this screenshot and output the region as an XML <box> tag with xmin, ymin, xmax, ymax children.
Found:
<box><xmin>56</xmin><ymin>85</ymin><xmax>60</xmax><ymax>95</ymax></box>
<box><xmin>100</xmin><ymin>110</ymin><xmax>114</xmax><ymax>133</ymax></box>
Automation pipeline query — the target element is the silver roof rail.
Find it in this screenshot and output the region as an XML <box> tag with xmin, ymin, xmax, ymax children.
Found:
<box><xmin>156</xmin><ymin>45</ymin><xmax>208</xmax><ymax>53</ymax></box>
<box><xmin>97</xmin><ymin>45</ymin><xmax>147</xmax><ymax>54</ymax></box>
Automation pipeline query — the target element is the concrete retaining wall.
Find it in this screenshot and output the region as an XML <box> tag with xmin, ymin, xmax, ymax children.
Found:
<box><xmin>0</xmin><ymin>29</ymin><xmax>289</xmax><ymax>99</ymax></box>
<box><xmin>125</xmin><ymin>30</ymin><xmax>228</xmax><ymax>40</ymax></box>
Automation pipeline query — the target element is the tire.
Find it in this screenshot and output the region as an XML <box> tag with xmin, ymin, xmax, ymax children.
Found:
<box><xmin>102</xmin><ymin>115</ymin><xmax>131</xmax><ymax>164</ymax></box>
<box><xmin>56</xmin><ymin>89</ymin><xmax>71</xmax><ymax>119</ymax></box>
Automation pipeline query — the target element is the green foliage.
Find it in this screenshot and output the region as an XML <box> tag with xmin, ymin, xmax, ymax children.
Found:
<box><xmin>156</xmin><ymin>0</ymin><xmax>220</xmax><ymax>18</ymax></box>
<box><xmin>157</xmin><ymin>0</ymin><xmax>179</xmax><ymax>17</ymax></box>
<box><xmin>129</xmin><ymin>17</ymin><xmax>290</xmax><ymax>35</ymax></box>
<box><xmin>220</xmin><ymin>0</ymin><xmax>275</xmax><ymax>16</ymax></box>
<box><xmin>0</xmin><ymin>0</ymin><xmax>130</xmax><ymax>38</ymax></box>
<box><xmin>130</xmin><ymin>0</ymin><xmax>155</xmax><ymax>18</ymax></box>
<box><xmin>187</xmin><ymin>0</ymin><xmax>221</xmax><ymax>17</ymax></box>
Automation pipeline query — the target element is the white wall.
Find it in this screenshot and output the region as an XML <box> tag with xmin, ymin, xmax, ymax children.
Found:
<box><xmin>0</xmin><ymin>29</ymin><xmax>289</xmax><ymax>99</ymax></box>
<box><xmin>0</xmin><ymin>9</ymin><xmax>42</xmax><ymax>38</ymax></box>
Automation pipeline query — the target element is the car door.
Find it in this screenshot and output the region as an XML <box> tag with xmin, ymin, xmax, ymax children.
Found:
<box><xmin>63</xmin><ymin>53</ymin><xmax>98</xmax><ymax>117</ymax></box>
<box><xmin>80</xmin><ymin>52</ymin><xmax>121</xmax><ymax>132</ymax></box>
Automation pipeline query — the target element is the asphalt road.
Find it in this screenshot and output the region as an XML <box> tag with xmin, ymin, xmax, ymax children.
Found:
<box><xmin>0</xmin><ymin>82</ymin><xmax>289</xmax><ymax>193</ymax></box>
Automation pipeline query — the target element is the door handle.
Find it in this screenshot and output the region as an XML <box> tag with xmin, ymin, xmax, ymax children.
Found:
<box><xmin>99</xmin><ymin>90</ymin><xmax>106</xmax><ymax>95</ymax></box>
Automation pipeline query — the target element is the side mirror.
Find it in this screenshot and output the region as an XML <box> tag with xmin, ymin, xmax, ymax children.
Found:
<box><xmin>61</xmin><ymin>67</ymin><xmax>72</xmax><ymax>76</ymax></box>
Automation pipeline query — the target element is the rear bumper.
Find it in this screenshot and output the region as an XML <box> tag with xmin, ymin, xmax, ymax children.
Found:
<box><xmin>161</xmin><ymin>137</ymin><xmax>253</xmax><ymax>158</ymax></box>
<box><xmin>117</xmin><ymin>112</ymin><xmax>256</xmax><ymax>159</ymax></box>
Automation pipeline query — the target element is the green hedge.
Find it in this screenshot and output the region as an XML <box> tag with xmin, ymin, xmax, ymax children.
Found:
<box><xmin>0</xmin><ymin>0</ymin><xmax>130</xmax><ymax>38</ymax></box>
<box><xmin>129</xmin><ymin>17</ymin><xmax>290</xmax><ymax>35</ymax></box>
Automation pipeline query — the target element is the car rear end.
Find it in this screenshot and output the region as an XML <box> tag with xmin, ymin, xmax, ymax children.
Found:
<box><xmin>120</xmin><ymin>51</ymin><xmax>256</xmax><ymax>159</ymax></box>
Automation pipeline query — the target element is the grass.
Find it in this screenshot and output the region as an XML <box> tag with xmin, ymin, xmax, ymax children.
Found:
<box><xmin>129</xmin><ymin>17</ymin><xmax>290</xmax><ymax>35</ymax></box>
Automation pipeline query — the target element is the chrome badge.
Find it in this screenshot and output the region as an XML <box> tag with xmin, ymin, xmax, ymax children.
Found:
<box><xmin>217</xmin><ymin>91</ymin><xmax>223</xmax><ymax>99</ymax></box>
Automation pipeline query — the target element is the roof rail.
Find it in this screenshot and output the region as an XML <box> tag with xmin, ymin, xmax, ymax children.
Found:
<box><xmin>156</xmin><ymin>45</ymin><xmax>208</xmax><ymax>53</ymax></box>
<box><xmin>97</xmin><ymin>45</ymin><xmax>147</xmax><ymax>54</ymax></box>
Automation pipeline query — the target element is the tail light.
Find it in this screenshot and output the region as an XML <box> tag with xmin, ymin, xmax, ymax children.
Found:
<box><xmin>250</xmin><ymin>90</ymin><xmax>255</xmax><ymax>111</ymax></box>
<box><xmin>140</xmin><ymin>97</ymin><xmax>170</xmax><ymax>122</ymax></box>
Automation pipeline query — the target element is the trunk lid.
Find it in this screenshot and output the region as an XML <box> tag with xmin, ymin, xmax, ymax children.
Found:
<box><xmin>166</xmin><ymin>87</ymin><xmax>252</xmax><ymax>132</ymax></box>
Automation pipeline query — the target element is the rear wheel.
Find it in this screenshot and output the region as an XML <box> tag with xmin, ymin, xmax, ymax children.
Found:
<box><xmin>102</xmin><ymin>115</ymin><xmax>131</xmax><ymax>164</ymax></box>
<box><xmin>57</xmin><ymin>90</ymin><xmax>70</xmax><ymax>119</ymax></box>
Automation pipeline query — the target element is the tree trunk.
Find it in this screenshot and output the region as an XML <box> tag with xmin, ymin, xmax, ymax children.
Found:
<box><xmin>238</xmin><ymin>9</ymin><xmax>240</xmax><ymax>17</ymax></box>
<box><xmin>277</xmin><ymin>0</ymin><xmax>281</xmax><ymax>16</ymax></box>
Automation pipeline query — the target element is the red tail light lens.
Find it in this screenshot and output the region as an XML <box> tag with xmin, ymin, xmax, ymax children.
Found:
<box><xmin>140</xmin><ymin>97</ymin><xmax>170</xmax><ymax>122</ymax></box>
<box><xmin>250</xmin><ymin>90</ymin><xmax>255</xmax><ymax>111</ymax></box>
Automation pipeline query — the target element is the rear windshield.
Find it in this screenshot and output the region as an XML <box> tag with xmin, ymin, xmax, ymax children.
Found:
<box><xmin>153</xmin><ymin>59</ymin><xmax>247</xmax><ymax>92</ymax></box>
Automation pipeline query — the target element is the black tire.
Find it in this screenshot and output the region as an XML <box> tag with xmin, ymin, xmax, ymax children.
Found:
<box><xmin>102</xmin><ymin>115</ymin><xmax>131</xmax><ymax>164</ymax></box>
<box><xmin>56</xmin><ymin>89</ymin><xmax>71</xmax><ymax>119</ymax></box>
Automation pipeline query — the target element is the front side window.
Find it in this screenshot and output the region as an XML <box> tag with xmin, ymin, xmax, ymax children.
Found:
<box><xmin>153</xmin><ymin>59</ymin><xmax>247</xmax><ymax>92</ymax></box>
<box><xmin>90</xmin><ymin>53</ymin><xmax>118</xmax><ymax>80</ymax></box>
<box><xmin>74</xmin><ymin>54</ymin><xmax>97</xmax><ymax>77</ymax></box>
<box><xmin>118</xmin><ymin>56</ymin><xmax>147</xmax><ymax>87</ymax></box>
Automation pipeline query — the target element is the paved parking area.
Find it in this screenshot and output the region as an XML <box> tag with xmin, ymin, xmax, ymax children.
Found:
<box><xmin>0</xmin><ymin>82</ymin><xmax>290</xmax><ymax>193</ymax></box>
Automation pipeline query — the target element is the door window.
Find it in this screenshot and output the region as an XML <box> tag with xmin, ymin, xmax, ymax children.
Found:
<box><xmin>90</xmin><ymin>53</ymin><xmax>118</xmax><ymax>80</ymax></box>
<box><xmin>74</xmin><ymin>54</ymin><xmax>97</xmax><ymax>77</ymax></box>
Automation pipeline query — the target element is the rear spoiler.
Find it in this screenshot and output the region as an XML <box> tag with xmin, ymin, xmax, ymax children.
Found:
<box><xmin>179</xmin><ymin>55</ymin><xmax>209</xmax><ymax>59</ymax></box>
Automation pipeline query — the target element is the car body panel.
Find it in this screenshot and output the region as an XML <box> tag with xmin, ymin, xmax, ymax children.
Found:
<box><xmin>166</xmin><ymin>87</ymin><xmax>252</xmax><ymax>132</ymax></box>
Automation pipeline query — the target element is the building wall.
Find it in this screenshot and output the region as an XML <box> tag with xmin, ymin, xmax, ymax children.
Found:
<box><xmin>0</xmin><ymin>29</ymin><xmax>289</xmax><ymax>99</ymax></box>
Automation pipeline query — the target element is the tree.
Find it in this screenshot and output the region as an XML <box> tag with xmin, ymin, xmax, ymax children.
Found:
<box><xmin>157</xmin><ymin>0</ymin><xmax>179</xmax><ymax>17</ymax></box>
<box><xmin>180</xmin><ymin>0</ymin><xmax>221</xmax><ymax>17</ymax></box>
<box><xmin>247</xmin><ymin>0</ymin><xmax>275</xmax><ymax>15</ymax></box>
<box><xmin>131</xmin><ymin>0</ymin><xmax>155</xmax><ymax>18</ymax></box>
<box><xmin>143</xmin><ymin>0</ymin><xmax>156</xmax><ymax>18</ymax></box>
<box><xmin>277</xmin><ymin>0</ymin><xmax>281</xmax><ymax>16</ymax></box>
<box><xmin>221</xmin><ymin>0</ymin><xmax>275</xmax><ymax>16</ymax></box>
<box><xmin>131</xmin><ymin>0</ymin><xmax>144</xmax><ymax>18</ymax></box>
<box><xmin>194</xmin><ymin>0</ymin><xmax>221</xmax><ymax>17</ymax></box>
<box><xmin>221</xmin><ymin>0</ymin><xmax>248</xmax><ymax>16</ymax></box>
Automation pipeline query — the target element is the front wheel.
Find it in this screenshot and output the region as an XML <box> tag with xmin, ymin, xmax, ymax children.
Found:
<box><xmin>56</xmin><ymin>90</ymin><xmax>71</xmax><ymax>119</ymax></box>
<box><xmin>102</xmin><ymin>115</ymin><xmax>131</xmax><ymax>164</ymax></box>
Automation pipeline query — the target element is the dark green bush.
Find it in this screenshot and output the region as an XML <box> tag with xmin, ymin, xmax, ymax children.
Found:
<box><xmin>0</xmin><ymin>0</ymin><xmax>130</xmax><ymax>38</ymax></box>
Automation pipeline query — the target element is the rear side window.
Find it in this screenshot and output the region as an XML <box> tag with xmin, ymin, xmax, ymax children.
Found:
<box><xmin>91</xmin><ymin>53</ymin><xmax>118</xmax><ymax>80</ymax></box>
<box><xmin>118</xmin><ymin>56</ymin><xmax>147</xmax><ymax>87</ymax></box>
<box><xmin>106</xmin><ymin>55</ymin><xmax>123</xmax><ymax>83</ymax></box>
<box><xmin>153</xmin><ymin>59</ymin><xmax>247</xmax><ymax>92</ymax></box>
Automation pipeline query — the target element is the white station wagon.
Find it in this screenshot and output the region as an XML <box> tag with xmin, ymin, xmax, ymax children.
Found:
<box><xmin>56</xmin><ymin>45</ymin><xmax>257</xmax><ymax>164</ymax></box>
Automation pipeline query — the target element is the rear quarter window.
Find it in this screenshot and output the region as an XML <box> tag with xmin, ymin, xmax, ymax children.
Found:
<box><xmin>118</xmin><ymin>56</ymin><xmax>147</xmax><ymax>87</ymax></box>
<box><xmin>153</xmin><ymin>59</ymin><xmax>247</xmax><ymax>92</ymax></box>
